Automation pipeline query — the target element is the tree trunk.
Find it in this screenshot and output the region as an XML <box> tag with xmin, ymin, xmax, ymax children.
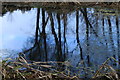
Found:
<box><xmin>76</xmin><ymin>10</ymin><xmax>83</xmax><ymax>60</ymax></box>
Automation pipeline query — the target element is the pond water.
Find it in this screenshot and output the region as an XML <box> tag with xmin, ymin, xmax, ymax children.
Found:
<box><xmin>0</xmin><ymin>3</ymin><xmax>120</xmax><ymax>77</ymax></box>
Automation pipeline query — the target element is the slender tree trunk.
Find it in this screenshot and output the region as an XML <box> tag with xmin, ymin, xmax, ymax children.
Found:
<box><xmin>76</xmin><ymin>10</ymin><xmax>83</xmax><ymax>60</ymax></box>
<box><xmin>107</xmin><ymin>17</ymin><xmax>115</xmax><ymax>53</ymax></box>
<box><xmin>63</xmin><ymin>14</ymin><xmax>67</xmax><ymax>60</ymax></box>
<box><xmin>42</xmin><ymin>8</ymin><xmax>48</xmax><ymax>61</ymax></box>
<box><xmin>116</xmin><ymin>16</ymin><xmax>119</xmax><ymax>65</ymax></box>
<box><xmin>48</xmin><ymin>12</ymin><xmax>60</xmax><ymax>61</ymax></box>
<box><xmin>102</xmin><ymin>17</ymin><xmax>108</xmax><ymax>47</ymax></box>
<box><xmin>95</xmin><ymin>14</ymin><xmax>98</xmax><ymax>33</ymax></box>
<box><xmin>29</xmin><ymin>8</ymin><xmax>41</xmax><ymax>60</ymax></box>
<box><xmin>57</xmin><ymin>13</ymin><xmax>63</xmax><ymax>61</ymax></box>
<box><xmin>80</xmin><ymin>8</ymin><xmax>98</xmax><ymax>38</ymax></box>
<box><xmin>81</xmin><ymin>8</ymin><xmax>90</xmax><ymax>65</ymax></box>
<box><xmin>35</xmin><ymin>8</ymin><xmax>40</xmax><ymax>45</ymax></box>
<box><xmin>107</xmin><ymin>17</ymin><xmax>116</xmax><ymax>65</ymax></box>
<box><xmin>80</xmin><ymin>8</ymin><xmax>104</xmax><ymax>45</ymax></box>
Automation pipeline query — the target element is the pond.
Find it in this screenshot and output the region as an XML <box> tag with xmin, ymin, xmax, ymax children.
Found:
<box><xmin>0</xmin><ymin>2</ymin><xmax>120</xmax><ymax>78</ymax></box>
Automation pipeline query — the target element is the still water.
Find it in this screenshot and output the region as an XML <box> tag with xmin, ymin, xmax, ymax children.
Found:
<box><xmin>0</xmin><ymin>3</ymin><xmax>120</xmax><ymax>77</ymax></box>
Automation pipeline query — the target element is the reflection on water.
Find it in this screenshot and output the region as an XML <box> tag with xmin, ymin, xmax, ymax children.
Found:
<box><xmin>1</xmin><ymin>4</ymin><xmax>120</xmax><ymax>77</ymax></box>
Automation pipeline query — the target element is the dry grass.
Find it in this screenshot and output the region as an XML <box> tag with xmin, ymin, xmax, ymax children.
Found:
<box><xmin>92</xmin><ymin>57</ymin><xmax>120</xmax><ymax>80</ymax></box>
<box><xmin>1</xmin><ymin>56</ymin><xmax>120</xmax><ymax>80</ymax></box>
<box><xmin>1</xmin><ymin>56</ymin><xmax>79</xmax><ymax>80</ymax></box>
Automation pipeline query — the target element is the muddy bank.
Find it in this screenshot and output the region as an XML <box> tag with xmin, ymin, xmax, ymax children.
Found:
<box><xmin>2</xmin><ymin>2</ymin><xmax>120</xmax><ymax>15</ymax></box>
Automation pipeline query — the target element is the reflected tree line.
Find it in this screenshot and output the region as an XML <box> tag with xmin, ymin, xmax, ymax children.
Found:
<box><xmin>22</xmin><ymin>7</ymin><xmax>120</xmax><ymax>67</ymax></box>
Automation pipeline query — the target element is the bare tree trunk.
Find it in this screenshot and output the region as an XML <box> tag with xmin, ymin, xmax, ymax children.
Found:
<box><xmin>76</xmin><ymin>10</ymin><xmax>83</xmax><ymax>60</ymax></box>
<box><xmin>95</xmin><ymin>14</ymin><xmax>98</xmax><ymax>33</ymax></box>
<box><xmin>102</xmin><ymin>17</ymin><xmax>108</xmax><ymax>47</ymax></box>
<box><xmin>116</xmin><ymin>16</ymin><xmax>119</xmax><ymax>65</ymax></box>
<box><xmin>29</xmin><ymin>8</ymin><xmax>41</xmax><ymax>60</ymax></box>
<box><xmin>35</xmin><ymin>8</ymin><xmax>40</xmax><ymax>45</ymax></box>
<box><xmin>80</xmin><ymin>8</ymin><xmax>104</xmax><ymax>45</ymax></box>
<box><xmin>81</xmin><ymin>8</ymin><xmax>90</xmax><ymax>66</ymax></box>
<box><xmin>63</xmin><ymin>13</ymin><xmax>67</xmax><ymax>60</ymax></box>
<box><xmin>23</xmin><ymin>9</ymin><xmax>41</xmax><ymax>57</ymax></box>
<box><xmin>80</xmin><ymin>8</ymin><xmax>98</xmax><ymax>38</ymax></box>
<box><xmin>48</xmin><ymin>12</ymin><xmax>61</xmax><ymax>61</ymax></box>
<box><xmin>57</xmin><ymin>13</ymin><xmax>63</xmax><ymax>61</ymax></box>
<box><xmin>107</xmin><ymin>17</ymin><xmax>116</xmax><ymax>65</ymax></box>
<box><xmin>107</xmin><ymin>17</ymin><xmax>115</xmax><ymax>52</ymax></box>
<box><xmin>42</xmin><ymin>8</ymin><xmax>48</xmax><ymax>61</ymax></box>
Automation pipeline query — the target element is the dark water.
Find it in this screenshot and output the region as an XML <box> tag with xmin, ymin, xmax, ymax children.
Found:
<box><xmin>1</xmin><ymin>3</ymin><xmax>120</xmax><ymax>77</ymax></box>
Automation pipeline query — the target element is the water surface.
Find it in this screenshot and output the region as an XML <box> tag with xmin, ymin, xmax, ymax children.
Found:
<box><xmin>1</xmin><ymin>3</ymin><xmax>120</xmax><ymax>77</ymax></box>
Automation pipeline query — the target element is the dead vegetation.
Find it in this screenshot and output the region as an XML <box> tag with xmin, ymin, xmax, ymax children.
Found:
<box><xmin>92</xmin><ymin>57</ymin><xmax>120</xmax><ymax>80</ymax></box>
<box><xmin>1</xmin><ymin>56</ymin><xmax>80</xmax><ymax>80</ymax></box>
<box><xmin>0</xmin><ymin>56</ymin><xmax>120</xmax><ymax>80</ymax></box>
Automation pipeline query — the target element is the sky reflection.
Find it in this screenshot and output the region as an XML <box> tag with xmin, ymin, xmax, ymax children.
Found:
<box><xmin>1</xmin><ymin>8</ymin><xmax>36</xmax><ymax>51</ymax></box>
